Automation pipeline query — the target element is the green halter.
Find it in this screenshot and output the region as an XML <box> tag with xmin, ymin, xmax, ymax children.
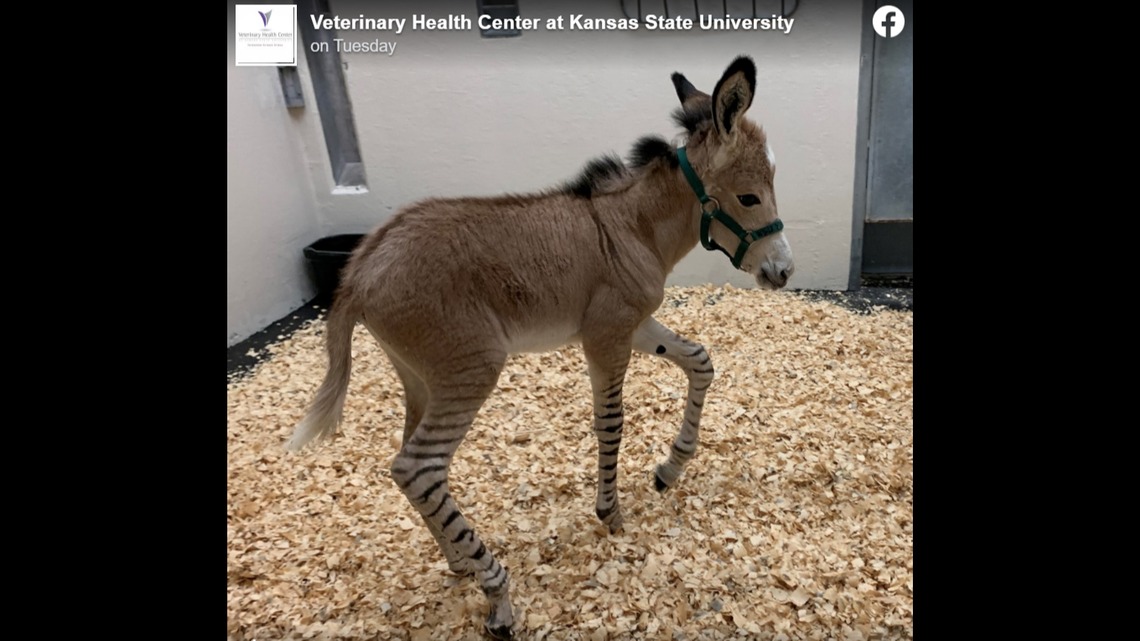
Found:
<box><xmin>677</xmin><ymin>146</ymin><xmax>784</xmax><ymax>270</ymax></box>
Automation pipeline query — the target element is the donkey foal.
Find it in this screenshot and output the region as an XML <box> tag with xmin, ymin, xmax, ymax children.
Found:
<box><xmin>286</xmin><ymin>55</ymin><xmax>794</xmax><ymax>639</ymax></box>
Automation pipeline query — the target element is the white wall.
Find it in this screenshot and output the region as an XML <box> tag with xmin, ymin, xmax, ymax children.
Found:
<box><xmin>228</xmin><ymin>0</ymin><xmax>864</xmax><ymax>344</ymax></box>
<box><xmin>227</xmin><ymin>45</ymin><xmax>322</xmax><ymax>346</ymax></box>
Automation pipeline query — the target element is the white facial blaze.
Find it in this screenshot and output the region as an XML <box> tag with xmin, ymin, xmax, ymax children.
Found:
<box><xmin>765</xmin><ymin>143</ymin><xmax>775</xmax><ymax>168</ymax></box>
<box><xmin>771</xmin><ymin>234</ymin><xmax>792</xmax><ymax>266</ymax></box>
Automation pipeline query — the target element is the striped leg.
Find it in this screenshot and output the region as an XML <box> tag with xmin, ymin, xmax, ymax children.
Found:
<box><xmin>374</xmin><ymin>328</ymin><xmax>473</xmax><ymax>577</ymax></box>
<box><xmin>631</xmin><ymin>316</ymin><xmax>715</xmax><ymax>492</ymax></box>
<box><xmin>583</xmin><ymin>336</ymin><xmax>633</xmax><ymax>533</ymax></box>
<box><xmin>388</xmin><ymin>349</ymin><xmax>515</xmax><ymax>639</ymax></box>
<box><xmin>389</xmin><ymin>357</ymin><xmax>474</xmax><ymax>577</ymax></box>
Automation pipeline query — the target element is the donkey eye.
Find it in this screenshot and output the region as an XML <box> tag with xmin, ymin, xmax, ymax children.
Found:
<box><xmin>737</xmin><ymin>194</ymin><xmax>761</xmax><ymax>207</ymax></box>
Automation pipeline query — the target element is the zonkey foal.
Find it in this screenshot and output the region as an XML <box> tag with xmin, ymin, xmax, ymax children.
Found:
<box><xmin>286</xmin><ymin>55</ymin><xmax>794</xmax><ymax>639</ymax></box>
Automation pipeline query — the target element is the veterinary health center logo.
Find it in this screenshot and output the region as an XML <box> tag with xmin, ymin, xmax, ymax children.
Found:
<box><xmin>235</xmin><ymin>4</ymin><xmax>297</xmax><ymax>66</ymax></box>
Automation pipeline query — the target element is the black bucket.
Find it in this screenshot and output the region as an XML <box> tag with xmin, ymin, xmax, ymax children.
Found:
<box><xmin>303</xmin><ymin>234</ymin><xmax>365</xmax><ymax>306</ymax></box>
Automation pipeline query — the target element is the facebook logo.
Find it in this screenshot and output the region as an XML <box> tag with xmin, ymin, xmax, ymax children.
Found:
<box><xmin>873</xmin><ymin>5</ymin><xmax>906</xmax><ymax>38</ymax></box>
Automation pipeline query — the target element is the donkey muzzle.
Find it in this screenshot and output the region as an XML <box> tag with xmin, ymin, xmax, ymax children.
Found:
<box><xmin>760</xmin><ymin>261</ymin><xmax>794</xmax><ymax>289</ymax></box>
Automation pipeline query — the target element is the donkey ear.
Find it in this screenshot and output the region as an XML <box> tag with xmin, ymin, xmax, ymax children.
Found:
<box><xmin>711</xmin><ymin>56</ymin><xmax>757</xmax><ymax>140</ymax></box>
<box><xmin>671</xmin><ymin>72</ymin><xmax>708</xmax><ymax>106</ymax></box>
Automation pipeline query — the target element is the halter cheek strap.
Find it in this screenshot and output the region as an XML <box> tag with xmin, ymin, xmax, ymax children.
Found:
<box><xmin>677</xmin><ymin>146</ymin><xmax>784</xmax><ymax>270</ymax></box>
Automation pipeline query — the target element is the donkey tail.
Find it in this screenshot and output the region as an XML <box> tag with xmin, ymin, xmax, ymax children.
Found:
<box><xmin>285</xmin><ymin>293</ymin><xmax>360</xmax><ymax>452</ymax></box>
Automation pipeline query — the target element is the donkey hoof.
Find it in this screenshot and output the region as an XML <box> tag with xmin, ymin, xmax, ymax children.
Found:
<box><xmin>654</xmin><ymin>465</ymin><xmax>680</xmax><ymax>493</ymax></box>
<box><xmin>596</xmin><ymin>504</ymin><xmax>624</xmax><ymax>533</ymax></box>
<box><xmin>484</xmin><ymin>622</ymin><xmax>513</xmax><ymax>640</ymax></box>
<box><xmin>606</xmin><ymin>512</ymin><xmax>625</xmax><ymax>534</ymax></box>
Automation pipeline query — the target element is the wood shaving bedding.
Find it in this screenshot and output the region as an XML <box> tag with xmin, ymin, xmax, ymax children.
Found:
<box><xmin>227</xmin><ymin>285</ymin><xmax>913</xmax><ymax>640</ymax></box>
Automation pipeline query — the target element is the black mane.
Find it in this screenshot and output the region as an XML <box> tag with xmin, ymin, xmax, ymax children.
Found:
<box><xmin>563</xmin><ymin>154</ymin><xmax>627</xmax><ymax>198</ymax></box>
<box><xmin>630</xmin><ymin>136</ymin><xmax>678</xmax><ymax>169</ymax></box>
<box><xmin>562</xmin><ymin>136</ymin><xmax>679</xmax><ymax>199</ymax></box>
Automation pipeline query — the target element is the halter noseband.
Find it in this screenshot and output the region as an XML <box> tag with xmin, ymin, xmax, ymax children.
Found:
<box><xmin>677</xmin><ymin>146</ymin><xmax>784</xmax><ymax>270</ymax></box>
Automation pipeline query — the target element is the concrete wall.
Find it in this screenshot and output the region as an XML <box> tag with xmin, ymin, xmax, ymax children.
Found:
<box><xmin>227</xmin><ymin>0</ymin><xmax>864</xmax><ymax>344</ymax></box>
<box><xmin>227</xmin><ymin>44</ymin><xmax>322</xmax><ymax>346</ymax></box>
